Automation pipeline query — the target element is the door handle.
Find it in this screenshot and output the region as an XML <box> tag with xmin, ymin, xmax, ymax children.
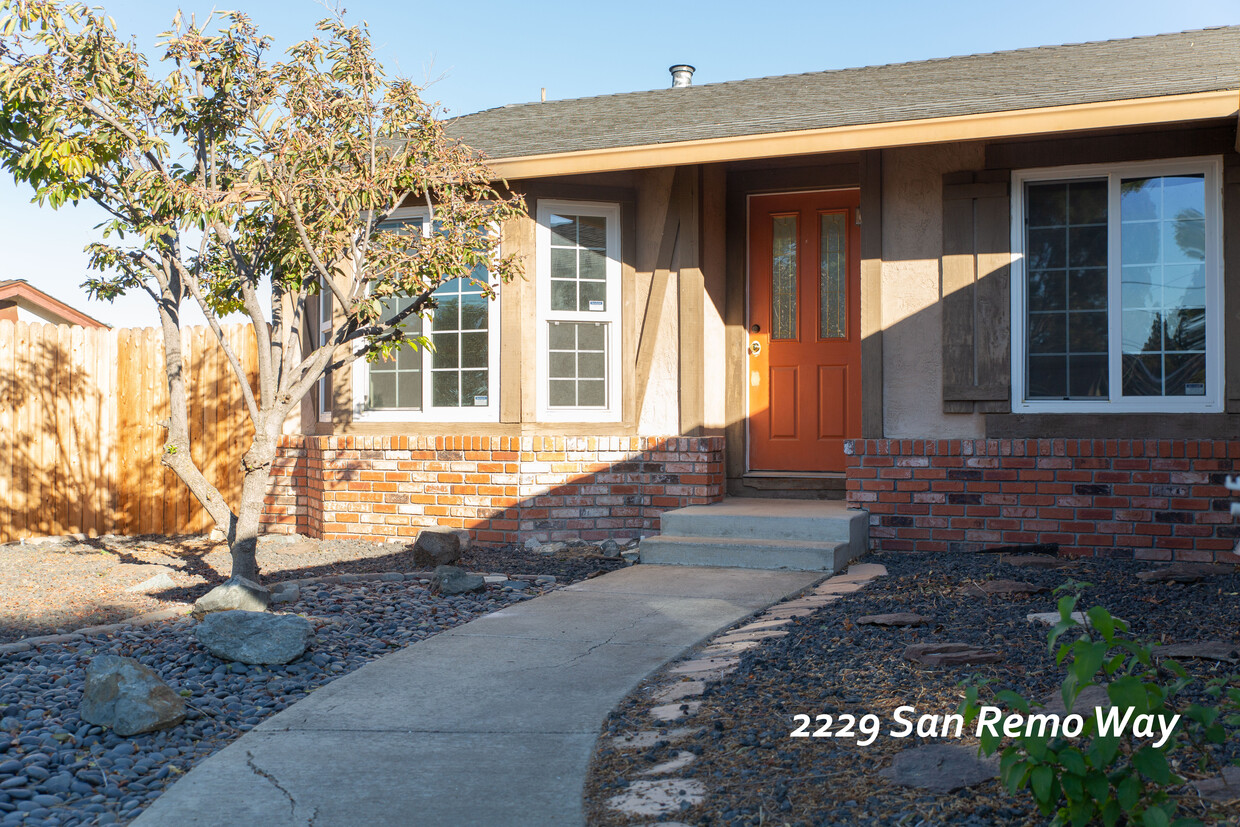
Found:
<box><xmin>749</xmin><ymin>340</ymin><xmax>762</xmax><ymax>356</ymax></box>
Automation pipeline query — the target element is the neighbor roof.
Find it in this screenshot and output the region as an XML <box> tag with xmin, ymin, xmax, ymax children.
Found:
<box><xmin>0</xmin><ymin>279</ymin><xmax>109</xmax><ymax>328</ymax></box>
<box><xmin>448</xmin><ymin>26</ymin><xmax>1240</xmax><ymax>162</ymax></box>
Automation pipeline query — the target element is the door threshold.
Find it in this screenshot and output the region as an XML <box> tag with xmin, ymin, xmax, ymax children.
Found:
<box><xmin>743</xmin><ymin>471</ymin><xmax>845</xmax><ymax>479</ymax></box>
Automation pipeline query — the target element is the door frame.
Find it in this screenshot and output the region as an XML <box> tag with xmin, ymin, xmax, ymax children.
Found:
<box><xmin>744</xmin><ymin>186</ymin><xmax>861</xmax><ymax>475</ymax></box>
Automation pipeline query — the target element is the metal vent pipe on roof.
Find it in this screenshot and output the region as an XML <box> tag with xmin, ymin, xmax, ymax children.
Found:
<box><xmin>669</xmin><ymin>65</ymin><xmax>695</xmax><ymax>87</ymax></box>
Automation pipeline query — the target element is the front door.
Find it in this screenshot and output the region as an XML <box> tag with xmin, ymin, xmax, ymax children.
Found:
<box><xmin>748</xmin><ymin>189</ymin><xmax>861</xmax><ymax>473</ymax></box>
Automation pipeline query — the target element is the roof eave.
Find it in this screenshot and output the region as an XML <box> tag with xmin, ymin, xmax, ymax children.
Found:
<box><xmin>486</xmin><ymin>89</ymin><xmax>1239</xmax><ymax>179</ymax></box>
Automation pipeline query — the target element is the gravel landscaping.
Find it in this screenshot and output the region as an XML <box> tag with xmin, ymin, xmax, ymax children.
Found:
<box><xmin>0</xmin><ymin>535</ymin><xmax>628</xmax><ymax>825</ymax></box>
<box><xmin>585</xmin><ymin>551</ymin><xmax>1240</xmax><ymax>826</ymax></box>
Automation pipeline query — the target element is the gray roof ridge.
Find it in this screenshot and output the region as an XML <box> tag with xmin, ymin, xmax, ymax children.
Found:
<box><xmin>450</xmin><ymin>24</ymin><xmax>1240</xmax><ymax>121</ymax></box>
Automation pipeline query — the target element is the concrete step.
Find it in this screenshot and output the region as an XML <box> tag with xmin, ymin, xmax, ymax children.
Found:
<box><xmin>660</xmin><ymin>497</ymin><xmax>867</xmax><ymax>544</ymax></box>
<box><xmin>639</xmin><ymin>535</ymin><xmax>855</xmax><ymax>572</ymax></box>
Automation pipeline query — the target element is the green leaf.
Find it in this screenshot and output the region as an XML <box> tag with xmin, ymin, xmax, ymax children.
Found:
<box><xmin>1101</xmin><ymin>797</ymin><xmax>1122</xmax><ymax>827</ymax></box>
<box><xmin>1086</xmin><ymin>606</ymin><xmax>1115</xmax><ymax>640</ymax></box>
<box><xmin>1084</xmin><ymin>770</ymin><xmax>1110</xmax><ymax>803</ymax></box>
<box><xmin>1031</xmin><ymin>764</ymin><xmax>1055</xmax><ymax>804</ymax></box>
<box><xmin>1142</xmin><ymin>807</ymin><xmax>1170</xmax><ymax>827</ymax></box>
<box><xmin>1108</xmin><ymin>675</ymin><xmax>1149</xmax><ymax>714</ymax></box>
<box><xmin>1117</xmin><ymin>774</ymin><xmax>1141</xmax><ymax>811</ymax></box>
<box><xmin>1132</xmin><ymin>746</ymin><xmax>1171</xmax><ymax>785</ymax></box>
<box><xmin>995</xmin><ymin>689</ymin><xmax>1031</xmax><ymax>713</ymax></box>
<box><xmin>1089</xmin><ymin>735</ymin><xmax>1121</xmax><ymax>769</ymax></box>
<box><xmin>1059</xmin><ymin>748</ymin><xmax>1087</xmax><ymax>776</ymax></box>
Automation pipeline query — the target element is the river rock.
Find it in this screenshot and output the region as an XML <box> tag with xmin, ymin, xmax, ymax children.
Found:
<box><xmin>191</xmin><ymin>576</ymin><xmax>271</xmax><ymax>618</ymax></box>
<box><xmin>79</xmin><ymin>656</ymin><xmax>185</xmax><ymax>737</ymax></box>
<box><xmin>194</xmin><ymin>611</ymin><xmax>312</xmax><ymax>665</ymax></box>
<box><xmin>1194</xmin><ymin>766</ymin><xmax>1240</xmax><ymax>803</ymax></box>
<box><xmin>125</xmin><ymin>571</ymin><xmax>176</xmax><ymax>594</ymax></box>
<box><xmin>412</xmin><ymin>529</ymin><xmax>462</xmax><ymax>568</ymax></box>
<box><xmin>432</xmin><ymin>565</ymin><xmax>485</xmax><ymax>595</ymax></box>
<box><xmin>601</xmin><ymin>539</ymin><xmax>623</xmax><ymax>559</ymax></box>
<box><xmin>856</xmin><ymin>612</ymin><xmax>929</xmax><ymax>627</ymax></box>
<box><xmin>880</xmin><ymin>744</ymin><xmax>998</xmax><ymax>792</ymax></box>
<box><xmin>1000</xmin><ymin>554</ymin><xmax>1070</xmax><ymax>569</ymax></box>
<box><xmin>903</xmin><ymin>642</ymin><xmax>1002</xmax><ymax>666</ymax></box>
<box><xmin>1152</xmin><ymin>641</ymin><xmax>1240</xmax><ymax>663</ymax></box>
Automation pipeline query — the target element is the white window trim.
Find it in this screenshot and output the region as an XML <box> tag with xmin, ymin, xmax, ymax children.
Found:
<box><xmin>352</xmin><ymin>205</ymin><xmax>502</xmax><ymax>423</ymax></box>
<box><xmin>535</xmin><ymin>200</ymin><xmax>624</xmax><ymax>423</ymax></box>
<box><xmin>317</xmin><ymin>280</ymin><xmax>333</xmax><ymax>422</ymax></box>
<box><xmin>1010</xmin><ymin>156</ymin><xmax>1224</xmax><ymax>414</ymax></box>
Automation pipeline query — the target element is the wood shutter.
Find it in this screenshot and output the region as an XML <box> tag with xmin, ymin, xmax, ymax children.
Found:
<box><xmin>941</xmin><ymin>170</ymin><xmax>1011</xmax><ymax>414</ymax></box>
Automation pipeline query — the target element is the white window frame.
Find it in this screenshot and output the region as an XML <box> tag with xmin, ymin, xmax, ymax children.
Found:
<box><xmin>352</xmin><ymin>205</ymin><xmax>501</xmax><ymax>423</ymax></box>
<box><xmin>535</xmin><ymin>200</ymin><xmax>623</xmax><ymax>423</ymax></box>
<box><xmin>1010</xmin><ymin>156</ymin><xmax>1224</xmax><ymax>414</ymax></box>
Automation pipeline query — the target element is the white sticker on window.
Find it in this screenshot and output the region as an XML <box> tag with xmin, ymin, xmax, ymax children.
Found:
<box><xmin>1185</xmin><ymin>383</ymin><xmax>1205</xmax><ymax>396</ymax></box>
<box><xmin>473</xmin><ymin>395</ymin><xmax>489</xmax><ymax>406</ymax></box>
<box><xmin>588</xmin><ymin>300</ymin><xmax>605</xmax><ymax>311</ymax></box>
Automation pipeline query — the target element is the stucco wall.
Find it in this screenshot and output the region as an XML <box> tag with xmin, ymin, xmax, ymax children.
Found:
<box><xmin>880</xmin><ymin>143</ymin><xmax>987</xmax><ymax>439</ymax></box>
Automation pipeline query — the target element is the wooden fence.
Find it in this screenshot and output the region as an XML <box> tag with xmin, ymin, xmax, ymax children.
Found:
<box><xmin>0</xmin><ymin>320</ymin><xmax>258</xmax><ymax>543</ymax></box>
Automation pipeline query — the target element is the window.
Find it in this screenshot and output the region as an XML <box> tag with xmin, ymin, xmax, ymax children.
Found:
<box><xmin>317</xmin><ymin>282</ymin><xmax>333</xmax><ymax>421</ymax></box>
<box><xmin>351</xmin><ymin>208</ymin><xmax>500</xmax><ymax>422</ymax></box>
<box><xmin>536</xmin><ymin>201</ymin><xmax>623</xmax><ymax>422</ymax></box>
<box><xmin>1011</xmin><ymin>158</ymin><xmax>1223</xmax><ymax>413</ymax></box>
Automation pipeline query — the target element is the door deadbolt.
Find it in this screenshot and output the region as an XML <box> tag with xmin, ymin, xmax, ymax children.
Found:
<box><xmin>749</xmin><ymin>340</ymin><xmax>762</xmax><ymax>356</ymax></box>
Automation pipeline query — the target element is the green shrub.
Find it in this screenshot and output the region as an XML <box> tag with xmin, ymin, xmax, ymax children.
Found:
<box><xmin>959</xmin><ymin>581</ymin><xmax>1240</xmax><ymax>827</ymax></box>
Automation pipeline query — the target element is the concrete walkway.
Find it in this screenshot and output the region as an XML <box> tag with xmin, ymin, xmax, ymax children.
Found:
<box><xmin>135</xmin><ymin>565</ymin><xmax>822</xmax><ymax>826</ymax></box>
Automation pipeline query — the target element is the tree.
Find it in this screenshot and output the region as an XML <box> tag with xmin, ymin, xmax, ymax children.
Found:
<box><xmin>0</xmin><ymin>0</ymin><xmax>524</xmax><ymax>582</ymax></box>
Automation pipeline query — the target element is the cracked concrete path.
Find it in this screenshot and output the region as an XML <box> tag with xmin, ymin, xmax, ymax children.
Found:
<box><xmin>133</xmin><ymin>565</ymin><xmax>822</xmax><ymax>826</ymax></box>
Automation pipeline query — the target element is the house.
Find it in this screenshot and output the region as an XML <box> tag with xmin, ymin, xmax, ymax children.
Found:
<box><xmin>266</xmin><ymin>27</ymin><xmax>1240</xmax><ymax>565</ymax></box>
<box><xmin>0</xmin><ymin>279</ymin><xmax>108</xmax><ymax>328</ymax></box>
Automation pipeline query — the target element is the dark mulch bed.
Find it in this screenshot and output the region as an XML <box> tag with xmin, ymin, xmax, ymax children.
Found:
<box><xmin>585</xmin><ymin>551</ymin><xmax>1240</xmax><ymax>826</ymax></box>
<box><xmin>0</xmin><ymin>534</ymin><xmax>626</xmax><ymax>644</ymax></box>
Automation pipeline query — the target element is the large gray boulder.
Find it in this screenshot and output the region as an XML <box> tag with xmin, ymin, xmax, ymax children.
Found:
<box><xmin>195</xmin><ymin>611</ymin><xmax>312</xmax><ymax>665</ymax></box>
<box><xmin>412</xmin><ymin>529</ymin><xmax>463</xmax><ymax>568</ymax></box>
<box><xmin>432</xmin><ymin>565</ymin><xmax>485</xmax><ymax>595</ymax></box>
<box><xmin>192</xmin><ymin>576</ymin><xmax>271</xmax><ymax>618</ymax></box>
<box><xmin>80</xmin><ymin>656</ymin><xmax>186</xmax><ymax>736</ymax></box>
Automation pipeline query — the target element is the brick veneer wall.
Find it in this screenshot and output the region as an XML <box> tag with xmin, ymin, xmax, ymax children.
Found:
<box><xmin>845</xmin><ymin>439</ymin><xmax>1240</xmax><ymax>564</ymax></box>
<box><xmin>263</xmin><ymin>435</ymin><xmax>725</xmax><ymax>544</ymax></box>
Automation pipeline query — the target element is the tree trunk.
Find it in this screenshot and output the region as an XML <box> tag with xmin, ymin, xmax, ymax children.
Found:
<box><xmin>230</xmin><ymin>429</ymin><xmax>279</xmax><ymax>583</ymax></box>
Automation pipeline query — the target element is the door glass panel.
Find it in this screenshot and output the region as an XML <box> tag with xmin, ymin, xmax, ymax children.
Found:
<box><xmin>770</xmin><ymin>215</ymin><xmax>797</xmax><ymax>339</ymax></box>
<box><xmin>1120</xmin><ymin>174</ymin><xmax>1206</xmax><ymax>397</ymax></box>
<box><xmin>819</xmin><ymin>212</ymin><xmax>846</xmax><ymax>339</ymax></box>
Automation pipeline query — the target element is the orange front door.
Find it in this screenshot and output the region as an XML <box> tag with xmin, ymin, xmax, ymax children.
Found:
<box><xmin>748</xmin><ymin>189</ymin><xmax>861</xmax><ymax>473</ymax></box>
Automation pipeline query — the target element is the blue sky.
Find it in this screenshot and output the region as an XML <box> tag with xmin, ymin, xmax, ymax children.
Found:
<box><xmin>2</xmin><ymin>0</ymin><xmax>1235</xmax><ymax>326</ymax></box>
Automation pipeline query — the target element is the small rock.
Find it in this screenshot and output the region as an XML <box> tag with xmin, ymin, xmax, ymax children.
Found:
<box><xmin>1152</xmin><ymin>641</ymin><xmax>1240</xmax><ymax>664</ymax></box>
<box><xmin>1194</xmin><ymin>766</ymin><xmax>1240</xmax><ymax>803</ymax></box>
<box><xmin>431</xmin><ymin>565</ymin><xmax>485</xmax><ymax>595</ymax></box>
<box><xmin>903</xmin><ymin>643</ymin><xmax>1002</xmax><ymax>666</ymax></box>
<box><xmin>523</xmin><ymin>538</ymin><xmax>542</xmax><ymax>552</ymax></box>
<box><xmin>880</xmin><ymin>744</ymin><xmax>998</xmax><ymax>792</ymax></box>
<box><xmin>124</xmin><ymin>572</ymin><xmax>176</xmax><ymax>594</ymax></box>
<box><xmin>600</xmin><ymin>539</ymin><xmax>623</xmax><ymax>559</ymax></box>
<box><xmin>620</xmin><ymin>550</ymin><xmax>640</xmax><ymax>564</ymax></box>
<box><xmin>1026</xmin><ymin>611</ymin><xmax>1090</xmax><ymax>627</ymax></box>
<box><xmin>1042</xmin><ymin>684</ymin><xmax>1110</xmax><ymax>717</ymax></box>
<box><xmin>79</xmin><ymin>656</ymin><xmax>185</xmax><ymax>737</ymax></box>
<box><xmin>856</xmin><ymin>612</ymin><xmax>930</xmax><ymax>627</ymax></box>
<box><xmin>1000</xmin><ymin>554</ymin><xmax>1070</xmax><ymax>569</ymax></box>
<box><xmin>1136</xmin><ymin>563</ymin><xmax>1233</xmax><ymax>584</ymax></box>
<box><xmin>194</xmin><ymin>611</ymin><xmax>312</xmax><ymax>665</ymax></box>
<box><xmin>270</xmin><ymin>584</ymin><xmax>300</xmax><ymax>605</ymax></box>
<box><xmin>412</xmin><ymin>529</ymin><xmax>462</xmax><ymax>568</ymax></box>
<box><xmin>609</xmin><ymin>727</ymin><xmax>702</xmax><ymax>750</ymax></box>
<box><xmin>960</xmin><ymin>579</ymin><xmax>1047</xmax><ymax>597</ymax></box>
<box><xmin>191</xmin><ymin>577</ymin><xmax>271</xmax><ymax>618</ymax></box>
<box><xmin>536</xmin><ymin>542</ymin><xmax>568</xmax><ymax>555</ymax></box>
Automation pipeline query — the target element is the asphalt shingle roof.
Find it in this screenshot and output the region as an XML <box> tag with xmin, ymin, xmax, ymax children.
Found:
<box><xmin>447</xmin><ymin>27</ymin><xmax>1240</xmax><ymax>161</ymax></box>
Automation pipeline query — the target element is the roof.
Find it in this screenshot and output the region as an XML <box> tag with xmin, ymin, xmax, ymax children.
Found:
<box><xmin>448</xmin><ymin>27</ymin><xmax>1240</xmax><ymax>163</ymax></box>
<box><xmin>0</xmin><ymin>280</ymin><xmax>110</xmax><ymax>328</ymax></box>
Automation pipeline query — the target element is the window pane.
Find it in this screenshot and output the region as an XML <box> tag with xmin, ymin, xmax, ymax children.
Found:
<box><xmin>397</xmin><ymin>369</ymin><xmax>422</xmax><ymax>409</ymax></box>
<box><xmin>462</xmin><ymin>371</ymin><xmax>488</xmax><ymax>405</ymax></box>
<box><xmin>460</xmin><ymin>332</ymin><xmax>488</xmax><ymax>369</ymax></box>
<box><xmin>551</xmin><ymin>280</ymin><xmax>577</xmax><ymax>312</ymax></box>
<box><xmin>432</xmin><ymin>371</ymin><xmax>459</xmax><ymax>407</ymax></box>
<box><xmin>1120</xmin><ymin>173</ymin><xmax>1207</xmax><ymax>399</ymax></box>
<box><xmin>432</xmin><ymin>296</ymin><xmax>459</xmax><ymax>331</ymax></box>
<box><xmin>579</xmin><ymin>280</ymin><xmax>606</xmax><ymax>311</ymax></box>
<box><xmin>579</xmin><ymin>248</ymin><xmax>606</xmax><ymax>281</ymax></box>
<box><xmin>432</xmin><ymin>333</ymin><xmax>459</xmax><ymax>369</ymax></box>
<box><xmin>819</xmin><ymin>212</ymin><xmax>846</xmax><ymax>339</ymax></box>
<box><xmin>549</xmin><ymin>214</ymin><xmax>577</xmax><ymax>246</ymax></box>
<box><xmin>1028</xmin><ymin>356</ymin><xmax>1067</xmax><ymax>398</ymax></box>
<box><xmin>771</xmin><ymin>214</ymin><xmax>797</xmax><ymax>339</ymax></box>
<box><xmin>1025</xmin><ymin>178</ymin><xmax>1107</xmax><ymax>400</ymax></box>
<box><xmin>547</xmin><ymin>321</ymin><xmax>608</xmax><ymax>408</ymax></box>
<box><xmin>370</xmin><ymin>372</ymin><xmax>397</xmax><ymax>409</ymax></box>
<box><xmin>578</xmin><ymin>216</ymin><xmax>607</xmax><ymax>248</ymax></box>
<box><xmin>460</xmin><ymin>295</ymin><xmax>488</xmax><ymax>330</ymax></box>
<box><xmin>550</xmin><ymin>248</ymin><xmax>577</xmax><ymax>280</ymax></box>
